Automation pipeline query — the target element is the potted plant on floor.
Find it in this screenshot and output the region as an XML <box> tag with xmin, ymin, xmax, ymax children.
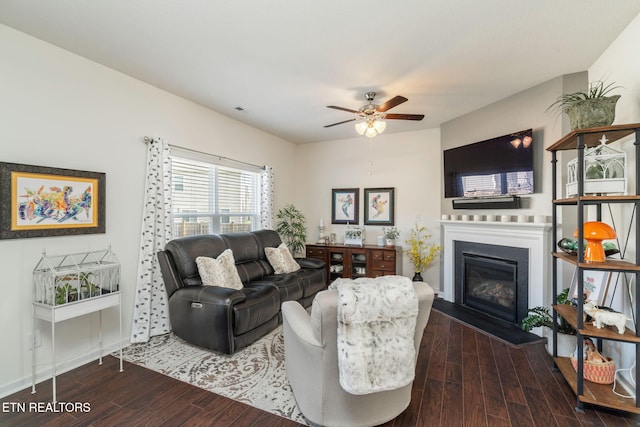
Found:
<box><xmin>547</xmin><ymin>80</ymin><xmax>621</xmax><ymax>130</ymax></box>
<box><xmin>275</xmin><ymin>204</ymin><xmax>308</xmax><ymax>257</ymax></box>
<box><xmin>521</xmin><ymin>288</ymin><xmax>576</xmax><ymax>356</ymax></box>
<box><xmin>405</xmin><ymin>223</ymin><xmax>441</xmax><ymax>282</ymax></box>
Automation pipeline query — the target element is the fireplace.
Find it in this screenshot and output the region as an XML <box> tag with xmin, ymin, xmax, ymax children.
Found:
<box><xmin>454</xmin><ymin>241</ymin><xmax>529</xmax><ymax>325</ymax></box>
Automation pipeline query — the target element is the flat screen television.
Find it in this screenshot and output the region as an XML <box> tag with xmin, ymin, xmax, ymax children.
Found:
<box><xmin>443</xmin><ymin>129</ymin><xmax>534</xmax><ymax>198</ymax></box>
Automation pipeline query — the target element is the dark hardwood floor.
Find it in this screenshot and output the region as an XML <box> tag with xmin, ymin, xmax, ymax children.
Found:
<box><xmin>2</xmin><ymin>310</ymin><xmax>639</xmax><ymax>426</ymax></box>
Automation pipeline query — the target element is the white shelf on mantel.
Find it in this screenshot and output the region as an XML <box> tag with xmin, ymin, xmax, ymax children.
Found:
<box><xmin>438</xmin><ymin>219</ymin><xmax>551</xmax><ymax>229</ymax></box>
<box><xmin>439</xmin><ymin>219</ymin><xmax>553</xmax><ymax>309</ymax></box>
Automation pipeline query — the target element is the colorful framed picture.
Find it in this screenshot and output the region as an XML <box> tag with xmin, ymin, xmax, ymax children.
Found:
<box><xmin>569</xmin><ymin>268</ymin><xmax>611</xmax><ymax>306</ymax></box>
<box><xmin>0</xmin><ymin>162</ymin><xmax>106</xmax><ymax>239</ymax></box>
<box><xmin>331</xmin><ymin>188</ymin><xmax>359</xmax><ymax>224</ymax></box>
<box><xmin>364</xmin><ymin>187</ymin><xmax>395</xmax><ymax>226</ymax></box>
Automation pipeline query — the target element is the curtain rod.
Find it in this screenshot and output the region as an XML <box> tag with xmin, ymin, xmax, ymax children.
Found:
<box><xmin>143</xmin><ymin>136</ymin><xmax>265</xmax><ymax>170</ymax></box>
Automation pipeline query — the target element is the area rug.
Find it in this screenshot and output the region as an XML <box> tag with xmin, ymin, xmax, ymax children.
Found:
<box><xmin>118</xmin><ymin>326</ymin><xmax>306</xmax><ymax>424</ymax></box>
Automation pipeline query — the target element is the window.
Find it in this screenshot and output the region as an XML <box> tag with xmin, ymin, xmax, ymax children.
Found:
<box><xmin>170</xmin><ymin>152</ymin><xmax>262</xmax><ymax>238</ymax></box>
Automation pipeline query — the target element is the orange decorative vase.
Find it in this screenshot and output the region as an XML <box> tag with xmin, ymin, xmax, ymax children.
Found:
<box><xmin>573</xmin><ymin>221</ymin><xmax>616</xmax><ymax>262</ymax></box>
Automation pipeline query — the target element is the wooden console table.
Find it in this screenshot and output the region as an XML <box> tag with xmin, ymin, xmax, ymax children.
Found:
<box><xmin>306</xmin><ymin>243</ymin><xmax>402</xmax><ymax>284</ymax></box>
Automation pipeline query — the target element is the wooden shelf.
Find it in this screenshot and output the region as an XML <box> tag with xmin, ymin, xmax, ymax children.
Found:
<box><xmin>552</xmin><ymin>251</ymin><xmax>640</xmax><ymax>271</ymax></box>
<box><xmin>553</xmin><ymin>304</ymin><xmax>640</xmax><ymax>343</ymax></box>
<box><xmin>554</xmin><ymin>357</ymin><xmax>640</xmax><ymax>413</ymax></box>
<box><xmin>553</xmin><ymin>195</ymin><xmax>640</xmax><ymax>205</ymax></box>
<box><xmin>546</xmin><ymin>123</ymin><xmax>640</xmax><ymax>151</ymax></box>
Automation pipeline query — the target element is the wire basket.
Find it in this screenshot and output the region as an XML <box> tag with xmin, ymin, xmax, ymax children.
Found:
<box><xmin>570</xmin><ymin>354</ymin><xmax>616</xmax><ymax>384</ymax></box>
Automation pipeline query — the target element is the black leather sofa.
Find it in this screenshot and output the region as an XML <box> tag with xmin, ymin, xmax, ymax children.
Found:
<box><xmin>157</xmin><ymin>229</ymin><xmax>326</xmax><ymax>354</ymax></box>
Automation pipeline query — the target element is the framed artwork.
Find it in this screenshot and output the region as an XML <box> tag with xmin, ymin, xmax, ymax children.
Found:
<box><xmin>569</xmin><ymin>268</ymin><xmax>611</xmax><ymax>306</ymax></box>
<box><xmin>331</xmin><ymin>188</ymin><xmax>359</xmax><ymax>224</ymax></box>
<box><xmin>0</xmin><ymin>162</ymin><xmax>106</xmax><ymax>239</ymax></box>
<box><xmin>364</xmin><ymin>187</ymin><xmax>395</xmax><ymax>226</ymax></box>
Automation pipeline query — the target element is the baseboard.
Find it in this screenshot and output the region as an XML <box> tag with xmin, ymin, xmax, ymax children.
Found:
<box><xmin>0</xmin><ymin>338</ymin><xmax>130</xmax><ymax>399</ymax></box>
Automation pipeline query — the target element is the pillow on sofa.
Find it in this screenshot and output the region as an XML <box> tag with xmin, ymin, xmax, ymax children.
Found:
<box><xmin>265</xmin><ymin>243</ymin><xmax>301</xmax><ymax>274</ymax></box>
<box><xmin>196</xmin><ymin>249</ymin><xmax>243</xmax><ymax>290</ymax></box>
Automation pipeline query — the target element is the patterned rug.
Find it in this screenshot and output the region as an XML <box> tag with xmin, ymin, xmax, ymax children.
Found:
<box><xmin>118</xmin><ymin>326</ymin><xmax>306</xmax><ymax>424</ymax></box>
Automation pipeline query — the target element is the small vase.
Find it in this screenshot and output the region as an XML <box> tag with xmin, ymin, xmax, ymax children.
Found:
<box><xmin>385</xmin><ymin>238</ymin><xmax>395</xmax><ymax>247</ymax></box>
<box><xmin>412</xmin><ymin>272</ymin><xmax>424</xmax><ymax>282</ymax></box>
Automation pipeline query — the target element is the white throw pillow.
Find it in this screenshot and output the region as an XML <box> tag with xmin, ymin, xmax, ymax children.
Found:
<box><xmin>196</xmin><ymin>249</ymin><xmax>243</xmax><ymax>290</ymax></box>
<box><xmin>265</xmin><ymin>243</ymin><xmax>301</xmax><ymax>274</ymax></box>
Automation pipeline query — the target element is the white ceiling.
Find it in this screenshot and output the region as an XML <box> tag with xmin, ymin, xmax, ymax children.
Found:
<box><xmin>1</xmin><ymin>1</ymin><xmax>639</xmax><ymax>144</ymax></box>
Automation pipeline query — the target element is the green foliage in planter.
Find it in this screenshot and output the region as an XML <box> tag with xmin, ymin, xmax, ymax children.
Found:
<box><xmin>547</xmin><ymin>80</ymin><xmax>621</xmax><ymax>116</ymax></box>
<box><xmin>80</xmin><ymin>272</ymin><xmax>101</xmax><ymax>297</ymax></box>
<box><xmin>521</xmin><ymin>288</ymin><xmax>576</xmax><ymax>335</ymax></box>
<box><xmin>275</xmin><ymin>204</ymin><xmax>307</xmax><ymax>256</ymax></box>
<box><xmin>55</xmin><ymin>283</ymin><xmax>77</xmax><ymax>305</ymax></box>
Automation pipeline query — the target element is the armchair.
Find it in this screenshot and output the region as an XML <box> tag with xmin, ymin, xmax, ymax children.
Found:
<box><xmin>282</xmin><ymin>281</ymin><xmax>434</xmax><ymax>427</ymax></box>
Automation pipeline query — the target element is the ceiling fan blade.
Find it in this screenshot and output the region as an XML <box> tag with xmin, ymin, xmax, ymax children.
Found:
<box><xmin>384</xmin><ymin>113</ymin><xmax>425</xmax><ymax>121</ymax></box>
<box><xmin>376</xmin><ymin>96</ymin><xmax>408</xmax><ymax>112</ymax></box>
<box><xmin>326</xmin><ymin>105</ymin><xmax>360</xmax><ymax>114</ymax></box>
<box><xmin>324</xmin><ymin>118</ymin><xmax>357</xmax><ymax>128</ymax></box>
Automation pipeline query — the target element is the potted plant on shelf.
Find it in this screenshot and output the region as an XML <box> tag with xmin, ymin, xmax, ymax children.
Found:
<box><xmin>405</xmin><ymin>223</ymin><xmax>441</xmax><ymax>282</ymax></box>
<box><xmin>547</xmin><ymin>80</ymin><xmax>621</xmax><ymax>130</ymax></box>
<box><xmin>383</xmin><ymin>226</ymin><xmax>399</xmax><ymax>247</ymax></box>
<box><xmin>521</xmin><ymin>288</ymin><xmax>576</xmax><ymax>356</ymax></box>
<box><xmin>275</xmin><ymin>204</ymin><xmax>308</xmax><ymax>257</ymax></box>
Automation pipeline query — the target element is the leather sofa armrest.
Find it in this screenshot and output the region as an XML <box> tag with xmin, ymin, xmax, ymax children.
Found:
<box><xmin>297</xmin><ymin>257</ymin><xmax>325</xmax><ymax>269</ymax></box>
<box><xmin>157</xmin><ymin>250</ymin><xmax>182</xmax><ymax>298</ymax></box>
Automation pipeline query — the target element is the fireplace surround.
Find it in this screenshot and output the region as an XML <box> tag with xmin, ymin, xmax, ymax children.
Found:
<box><xmin>441</xmin><ymin>220</ymin><xmax>552</xmax><ymax>320</ymax></box>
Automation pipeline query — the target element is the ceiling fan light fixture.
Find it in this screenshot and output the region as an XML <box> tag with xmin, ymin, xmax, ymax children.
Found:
<box><xmin>355</xmin><ymin>121</ymin><xmax>368</xmax><ymax>135</ymax></box>
<box><xmin>365</xmin><ymin>124</ymin><xmax>378</xmax><ymax>138</ymax></box>
<box><xmin>327</xmin><ymin>92</ymin><xmax>423</xmax><ymax>137</ymax></box>
<box><xmin>373</xmin><ymin>119</ymin><xmax>386</xmax><ymax>134</ymax></box>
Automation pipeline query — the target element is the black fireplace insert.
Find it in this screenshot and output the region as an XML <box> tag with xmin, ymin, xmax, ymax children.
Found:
<box><xmin>454</xmin><ymin>241</ymin><xmax>529</xmax><ymax>325</ymax></box>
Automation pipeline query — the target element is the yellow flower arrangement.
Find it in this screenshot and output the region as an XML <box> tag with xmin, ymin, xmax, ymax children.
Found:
<box><xmin>405</xmin><ymin>224</ymin><xmax>441</xmax><ymax>273</ymax></box>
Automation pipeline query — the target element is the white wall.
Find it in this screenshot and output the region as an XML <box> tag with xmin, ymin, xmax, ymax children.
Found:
<box><xmin>589</xmin><ymin>12</ymin><xmax>640</xmax><ymax>391</ymax></box>
<box><xmin>0</xmin><ymin>25</ymin><xmax>298</xmax><ymax>396</ymax></box>
<box><xmin>295</xmin><ymin>128</ymin><xmax>442</xmax><ymax>286</ymax></box>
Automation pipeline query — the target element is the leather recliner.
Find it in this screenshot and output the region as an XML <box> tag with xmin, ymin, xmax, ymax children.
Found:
<box><xmin>157</xmin><ymin>229</ymin><xmax>326</xmax><ymax>354</ymax></box>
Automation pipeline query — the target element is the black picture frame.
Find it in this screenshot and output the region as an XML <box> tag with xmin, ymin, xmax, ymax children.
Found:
<box><xmin>331</xmin><ymin>188</ymin><xmax>359</xmax><ymax>224</ymax></box>
<box><xmin>364</xmin><ymin>187</ymin><xmax>395</xmax><ymax>226</ymax></box>
<box><xmin>0</xmin><ymin>162</ymin><xmax>106</xmax><ymax>239</ymax></box>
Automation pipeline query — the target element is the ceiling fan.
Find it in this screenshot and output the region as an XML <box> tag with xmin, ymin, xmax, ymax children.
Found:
<box><xmin>324</xmin><ymin>91</ymin><xmax>425</xmax><ymax>137</ymax></box>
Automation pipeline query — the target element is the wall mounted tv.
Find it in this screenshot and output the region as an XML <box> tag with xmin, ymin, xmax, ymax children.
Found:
<box><xmin>443</xmin><ymin>129</ymin><xmax>534</xmax><ymax>198</ymax></box>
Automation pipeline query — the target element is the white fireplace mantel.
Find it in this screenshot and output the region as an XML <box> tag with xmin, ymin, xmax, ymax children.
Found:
<box><xmin>440</xmin><ymin>220</ymin><xmax>553</xmax><ymax>309</ymax></box>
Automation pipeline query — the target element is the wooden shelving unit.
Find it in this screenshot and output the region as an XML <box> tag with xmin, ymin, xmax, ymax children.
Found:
<box><xmin>548</xmin><ymin>123</ymin><xmax>640</xmax><ymax>413</ymax></box>
<box><xmin>553</xmin><ymin>304</ymin><xmax>640</xmax><ymax>343</ymax></box>
<box><xmin>554</xmin><ymin>357</ymin><xmax>640</xmax><ymax>414</ymax></box>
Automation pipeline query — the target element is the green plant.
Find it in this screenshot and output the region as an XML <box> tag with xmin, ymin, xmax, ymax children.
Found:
<box><xmin>55</xmin><ymin>283</ymin><xmax>77</xmax><ymax>305</ymax></box>
<box><xmin>404</xmin><ymin>224</ymin><xmax>441</xmax><ymax>273</ymax></box>
<box><xmin>383</xmin><ymin>226</ymin><xmax>399</xmax><ymax>239</ymax></box>
<box><xmin>547</xmin><ymin>80</ymin><xmax>621</xmax><ymax>116</ymax></box>
<box><xmin>275</xmin><ymin>204</ymin><xmax>307</xmax><ymax>256</ymax></box>
<box><xmin>521</xmin><ymin>288</ymin><xmax>576</xmax><ymax>335</ymax></box>
<box><xmin>79</xmin><ymin>272</ymin><xmax>101</xmax><ymax>297</ymax></box>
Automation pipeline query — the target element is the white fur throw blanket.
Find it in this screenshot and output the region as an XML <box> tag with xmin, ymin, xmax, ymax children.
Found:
<box><xmin>329</xmin><ymin>276</ymin><xmax>419</xmax><ymax>395</ymax></box>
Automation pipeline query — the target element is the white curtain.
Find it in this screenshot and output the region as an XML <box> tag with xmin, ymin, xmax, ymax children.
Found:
<box><xmin>131</xmin><ymin>138</ymin><xmax>173</xmax><ymax>343</ymax></box>
<box><xmin>260</xmin><ymin>165</ymin><xmax>274</xmax><ymax>229</ymax></box>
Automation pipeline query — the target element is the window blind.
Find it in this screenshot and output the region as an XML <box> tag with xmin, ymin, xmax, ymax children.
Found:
<box><xmin>170</xmin><ymin>155</ymin><xmax>261</xmax><ymax>237</ymax></box>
